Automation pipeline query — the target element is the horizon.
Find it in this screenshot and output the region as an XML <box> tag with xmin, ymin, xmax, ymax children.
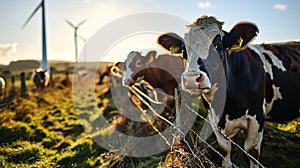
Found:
<box><xmin>3</xmin><ymin>37</ymin><xmax>300</xmax><ymax>66</ymax></box>
<box><xmin>1</xmin><ymin>59</ymin><xmax>115</xmax><ymax>66</ymax></box>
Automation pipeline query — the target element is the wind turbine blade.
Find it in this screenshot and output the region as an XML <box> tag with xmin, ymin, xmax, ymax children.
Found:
<box><xmin>77</xmin><ymin>19</ymin><xmax>87</xmax><ymax>27</ymax></box>
<box><xmin>22</xmin><ymin>2</ymin><xmax>42</xmax><ymax>29</ymax></box>
<box><xmin>78</xmin><ymin>35</ymin><xmax>86</xmax><ymax>42</ymax></box>
<box><xmin>65</xmin><ymin>19</ymin><xmax>75</xmax><ymax>28</ymax></box>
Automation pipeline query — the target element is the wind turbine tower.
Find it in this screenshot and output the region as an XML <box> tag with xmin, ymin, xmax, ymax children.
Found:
<box><xmin>66</xmin><ymin>19</ymin><xmax>86</xmax><ymax>63</ymax></box>
<box><xmin>22</xmin><ymin>0</ymin><xmax>49</xmax><ymax>72</ymax></box>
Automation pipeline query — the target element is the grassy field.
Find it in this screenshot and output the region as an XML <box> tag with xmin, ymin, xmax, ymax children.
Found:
<box><xmin>0</xmin><ymin>63</ymin><xmax>299</xmax><ymax>168</ymax></box>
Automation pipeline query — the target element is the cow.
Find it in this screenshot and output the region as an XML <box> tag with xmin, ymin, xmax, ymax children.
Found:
<box><xmin>106</xmin><ymin>61</ymin><xmax>157</xmax><ymax>115</ymax></box>
<box><xmin>110</xmin><ymin>62</ymin><xmax>125</xmax><ymax>78</ymax></box>
<box><xmin>33</xmin><ymin>68</ymin><xmax>50</xmax><ymax>90</ymax></box>
<box><xmin>158</xmin><ymin>15</ymin><xmax>300</xmax><ymax>168</ymax></box>
<box><xmin>98</xmin><ymin>64</ymin><xmax>114</xmax><ymax>84</ymax></box>
<box><xmin>123</xmin><ymin>51</ymin><xmax>185</xmax><ymax>121</ymax></box>
<box><xmin>0</xmin><ymin>76</ymin><xmax>6</xmax><ymax>99</ymax></box>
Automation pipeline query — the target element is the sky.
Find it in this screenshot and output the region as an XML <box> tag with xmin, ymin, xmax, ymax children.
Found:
<box><xmin>0</xmin><ymin>0</ymin><xmax>299</xmax><ymax>65</ymax></box>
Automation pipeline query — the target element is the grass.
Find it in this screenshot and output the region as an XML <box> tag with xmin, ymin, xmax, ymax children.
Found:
<box><xmin>0</xmin><ymin>68</ymin><xmax>299</xmax><ymax>168</ymax></box>
<box><xmin>0</xmin><ymin>78</ymin><xmax>105</xmax><ymax>167</ymax></box>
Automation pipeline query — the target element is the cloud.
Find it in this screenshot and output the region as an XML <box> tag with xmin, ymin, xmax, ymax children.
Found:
<box><xmin>82</xmin><ymin>0</ymin><xmax>90</xmax><ymax>4</ymax></box>
<box><xmin>0</xmin><ymin>43</ymin><xmax>17</xmax><ymax>57</ymax></box>
<box><xmin>197</xmin><ymin>1</ymin><xmax>212</xmax><ymax>9</ymax></box>
<box><xmin>273</xmin><ymin>3</ymin><xmax>287</xmax><ymax>11</ymax></box>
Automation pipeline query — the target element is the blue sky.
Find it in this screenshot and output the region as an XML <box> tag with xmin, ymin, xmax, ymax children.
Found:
<box><xmin>0</xmin><ymin>0</ymin><xmax>299</xmax><ymax>64</ymax></box>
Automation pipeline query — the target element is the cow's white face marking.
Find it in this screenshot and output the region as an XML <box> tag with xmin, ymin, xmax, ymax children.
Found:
<box><xmin>123</xmin><ymin>52</ymin><xmax>139</xmax><ymax>83</ymax></box>
<box><xmin>184</xmin><ymin>23</ymin><xmax>223</xmax><ymax>59</ymax></box>
<box><xmin>182</xmin><ymin>23</ymin><xmax>223</xmax><ymax>93</ymax></box>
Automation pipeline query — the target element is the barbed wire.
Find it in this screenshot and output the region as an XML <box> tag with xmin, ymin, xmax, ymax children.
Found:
<box><xmin>127</xmin><ymin>84</ymin><xmax>266</xmax><ymax>167</ymax></box>
<box><xmin>126</xmin><ymin>85</ymin><xmax>223</xmax><ymax>167</ymax></box>
<box><xmin>184</xmin><ymin>103</ymin><xmax>265</xmax><ymax>168</ymax></box>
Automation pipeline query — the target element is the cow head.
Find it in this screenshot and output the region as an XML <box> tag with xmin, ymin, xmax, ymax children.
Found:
<box><xmin>110</xmin><ymin>62</ymin><xmax>125</xmax><ymax>78</ymax></box>
<box><xmin>33</xmin><ymin>68</ymin><xmax>50</xmax><ymax>89</ymax></box>
<box><xmin>123</xmin><ymin>50</ymin><xmax>157</xmax><ymax>86</ymax></box>
<box><xmin>158</xmin><ymin>15</ymin><xmax>258</xmax><ymax>94</ymax></box>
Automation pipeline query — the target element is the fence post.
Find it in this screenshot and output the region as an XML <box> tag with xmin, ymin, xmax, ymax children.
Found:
<box><xmin>11</xmin><ymin>76</ymin><xmax>15</xmax><ymax>87</ymax></box>
<box><xmin>49</xmin><ymin>67</ymin><xmax>53</xmax><ymax>86</ymax></box>
<box><xmin>175</xmin><ymin>88</ymin><xmax>182</xmax><ymax>143</ymax></box>
<box><xmin>8</xmin><ymin>76</ymin><xmax>17</xmax><ymax>98</ymax></box>
<box><xmin>20</xmin><ymin>72</ymin><xmax>27</xmax><ymax>98</ymax></box>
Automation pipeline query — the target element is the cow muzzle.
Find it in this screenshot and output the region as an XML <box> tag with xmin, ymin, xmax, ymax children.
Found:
<box><xmin>123</xmin><ymin>78</ymin><xmax>134</xmax><ymax>86</ymax></box>
<box><xmin>182</xmin><ymin>71</ymin><xmax>211</xmax><ymax>93</ymax></box>
<box><xmin>123</xmin><ymin>76</ymin><xmax>144</xmax><ymax>86</ymax></box>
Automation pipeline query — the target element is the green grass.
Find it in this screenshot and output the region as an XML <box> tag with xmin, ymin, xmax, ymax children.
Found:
<box><xmin>0</xmin><ymin>69</ymin><xmax>299</xmax><ymax>168</ymax></box>
<box><xmin>0</xmin><ymin>82</ymin><xmax>105</xmax><ymax>167</ymax></box>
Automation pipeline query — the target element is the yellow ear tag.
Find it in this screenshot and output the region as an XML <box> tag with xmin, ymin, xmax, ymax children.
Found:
<box><xmin>230</xmin><ymin>37</ymin><xmax>243</xmax><ymax>51</ymax></box>
<box><xmin>170</xmin><ymin>45</ymin><xmax>180</xmax><ymax>54</ymax></box>
<box><xmin>148</xmin><ymin>54</ymin><xmax>154</xmax><ymax>63</ymax></box>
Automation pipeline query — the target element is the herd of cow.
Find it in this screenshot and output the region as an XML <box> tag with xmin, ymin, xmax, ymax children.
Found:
<box><xmin>100</xmin><ymin>15</ymin><xmax>300</xmax><ymax>167</ymax></box>
<box><xmin>0</xmin><ymin>68</ymin><xmax>50</xmax><ymax>99</ymax></box>
<box><xmin>1</xmin><ymin>15</ymin><xmax>298</xmax><ymax>167</ymax></box>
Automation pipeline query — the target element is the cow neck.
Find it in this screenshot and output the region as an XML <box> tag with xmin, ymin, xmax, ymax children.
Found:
<box><xmin>143</xmin><ymin>56</ymin><xmax>160</xmax><ymax>84</ymax></box>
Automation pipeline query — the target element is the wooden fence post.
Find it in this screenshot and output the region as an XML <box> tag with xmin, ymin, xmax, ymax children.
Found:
<box><xmin>20</xmin><ymin>72</ymin><xmax>27</xmax><ymax>98</ymax></box>
<box><xmin>174</xmin><ymin>88</ymin><xmax>182</xmax><ymax>143</ymax></box>
<box><xmin>49</xmin><ymin>67</ymin><xmax>53</xmax><ymax>86</ymax></box>
<box><xmin>8</xmin><ymin>76</ymin><xmax>17</xmax><ymax>98</ymax></box>
<box><xmin>11</xmin><ymin>76</ymin><xmax>15</xmax><ymax>87</ymax></box>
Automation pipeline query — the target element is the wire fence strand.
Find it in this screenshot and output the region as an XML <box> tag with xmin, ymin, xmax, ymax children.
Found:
<box><xmin>126</xmin><ymin>84</ymin><xmax>266</xmax><ymax>167</ymax></box>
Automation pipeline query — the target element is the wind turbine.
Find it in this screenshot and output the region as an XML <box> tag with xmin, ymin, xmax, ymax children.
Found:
<box><xmin>22</xmin><ymin>0</ymin><xmax>49</xmax><ymax>72</ymax></box>
<box><xmin>65</xmin><ymin>19</ymin><xmax>86</xmax><ymax>63</ymax></box>
<box><xmin>77</xmin><ymin>35</ymin><xmax>87</xmax><ymax>63</ymax></box>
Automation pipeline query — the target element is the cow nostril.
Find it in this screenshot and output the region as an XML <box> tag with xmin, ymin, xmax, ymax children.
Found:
<box><xmin>124</xmin><ymin>79</ymin><xmax>130</xmax><ymax>85</ymax></box>
<box><xmin>125</xmin><ymin>78</ymin><xmax>135</xmax><ymax>85</ymax></box>
<box><xmin>182</xmin><ymin>76</ymin><xmax>186</xmax><ymax>84</ymax></box>
<box><xmin>196</xmin><ymin>74</ymin><xmax>203</xmax><ymax>83</ymax></box>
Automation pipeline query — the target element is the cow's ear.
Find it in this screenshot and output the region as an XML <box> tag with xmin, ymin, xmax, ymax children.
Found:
<box><xmin>145</xmin><ymin>50</ymin><xmax>156</xmax><ymax>62</ymax></box>
<box><xmin>223</xmin><ymin>22</ymin><xmax>259</xmax><ymax>51</ymax></box>
<box><xmin>157</xmin><ymin>32</ymin><xmax>185</xmax><ymax>54</ymax></box>
<box><xmin>115</xmin><ymin>62</ymin><xmax>125</xmax><ymax>71</ymax></box>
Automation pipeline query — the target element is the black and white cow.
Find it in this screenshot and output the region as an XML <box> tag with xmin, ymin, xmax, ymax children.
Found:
<box><xmin>158</xmin><ymin>15</ymin><xmax>300</xmax><ymax>167</ymax></box>
<box><xmin>0</xmin><ymin>76</ymin><xmax>6</xmax><ymax>99</ymax></box>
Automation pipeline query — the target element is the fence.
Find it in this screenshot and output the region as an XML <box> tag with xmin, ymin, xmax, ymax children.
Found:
<box><xmin>126</xmin><ymin>83</ymin><xmax>265</xmax><ymax>167</ymax></box>
<box><xmin>0</xmin><ymin>72</ymin><xmax>28</xmax><ymax>108</ymax></box>
<box><xmin>0</xmin><ymin>70</ymin><xmax>71</xmax><ymax>109</ymax></box>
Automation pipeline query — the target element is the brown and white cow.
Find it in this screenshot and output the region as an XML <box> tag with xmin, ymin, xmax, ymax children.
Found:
<box><xmin>33</xmin><ymin>68</ymin><xmax>50</xmax><ymax>90</ymax></box>
<box><xmin>106</xmin><ymin>61</ymin><xmax>158</xmax><ymax>115</ymax></box>
<box><xmin>123</xmin><ymin>51</ymin><xmax>185</xmax><ymax>120</ymax></box>
<box><xmin>158</xmin><ymin>15</ymin><xmax>300</xmax><ymax>168</ymax></box>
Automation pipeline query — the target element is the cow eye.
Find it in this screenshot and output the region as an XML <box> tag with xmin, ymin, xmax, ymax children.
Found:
<box><xmin>136</xmin><ymin>60</ymin><xmax>142</xmax><ymax>68</ymax></box>
<box><xmin>215</xmin><ymin>44</ymin><xmax>222</xmax><ymax>50</ymax></box>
